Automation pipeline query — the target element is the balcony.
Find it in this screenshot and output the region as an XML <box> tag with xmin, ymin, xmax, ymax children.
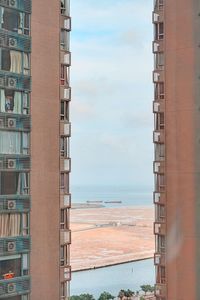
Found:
<box><xmin>154</xmin><ymin>253</ymin><xmax>166</xmax><ymax>266</ymax></box>
<box><xmin>60</xmin><ymin>51</ymin><xmax>71</xmax><ymax>66</ymax></box>
<box><xmin>153</xmin><ymin>40</ymin><xmax>164</xmax><ymax>53</ymax></box>
<box><xmin>60</xmin><ymin>121</ymin><xmax>71</xmax><ymax>137</ymax></box>
<box><xmin>0</xmin><ymin>236</ymin><xmax>30</xmax><ymax>255</ymax></box>
<box><xmin>155</xmin><ymin>283</ymin><xmax>166</xmax><ymax>298</ymax></box>
<box><xmin>60</xmin><ymin>230</ymin><xmax>71</xmax><ymax>245</ymax></box>
<box><xmin>153</xmin><ymin>70</ymin><xmax>164</xmax><ymax>83</ymax></box>
<box><xmin>0</xmin><ymin>155</ymin><xmax>30</xmax><ymax>171</ymax></box>
<box><xmin>154</xmin><ymin>222</ymin><xmax>166</xmax><ymax>235</ymax></box>
<box><xmin>154</xmin><ymin>192</ymin><xmax>165</xmax><ymax>205</ymax></box>
<box><xmin>60</xmin><ymin>193</ymin><xmax>71</xmax><ymax>209</ymax></box>
<box><xmin>153</xmin><ymin>130</ymin><xmax>164</xmax><ymax>143</ymax></box>
<box><xmin>60</xmin><ymin>86</ymin><xmax>71</xmax><ymax>100</ymax></box>
<box><xmin>0</xmin><ymin>71</ymin><xmax>31</xmax><ymax>91</ymax></box>
<box><xmin>60</xmin><ymin>266</ymin><xmax>71</xmax><ymax>282</ymax></box>
<box><xmin>153</xmin><ymin>100</ymin><xmax>164</xmax><ymax>113</ymax></box>
<box><xmin>0</xmin><ymin>0</ymin><xmax>31</xmax><ymax>13</ymax></box>
<box><xmin>0</xmin><ymin>195</ymin><xmax>30</xmax><ymax>213</ymax></box>
<box><xmin>0</xmin><ymin>275</ymin><xmax>30</xmax><ymax>298</ymax></box>
<box><xmin>152</xmin><ymin>11</ymin><xmax>164</xmax><ymax>23</ymax></box>
<box><xmin>0</xmin><ymin>29</ymin><xmax>31</xmax><ymax>52</ymax></box>
<box><xmin>60</xmin><ymin>158</ymin><xmax>71</xmax><ymax>173</ymax></box>
<box><xmin>60</xmin><ymin>16</ymin><xmax>71</xmax><ymax>32</ymax></box>
<box><xmin>154</xmin><ymin>161</ymin><xmax>165</xmax><ymax>174</ymax></box>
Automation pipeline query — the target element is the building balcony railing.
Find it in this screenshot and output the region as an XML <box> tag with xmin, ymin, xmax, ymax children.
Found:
<box><xmin>0</xmin><ymin>29</ymin><xmax>31</xmax><ymax>52</ymax></box>
<box><xmin>153</xmin><ymin>40</ymin><xmax>164</xmax><ymax>53</ymax></box>
<box><xmin>0</xmin><ymin>0</ymin><xmax>31</xmax><ymax>13</ymax></box>
<box><xmin>152</xmin><ymin>11</ymin><xmax>164</xmax><ymax>23</ymax></box>
<box><xmin>153</xmin><ymin>130</ymin><xmax>165</xmax><ymax>143</ymax></box>
<box><xmin>0</xmin><ymin>71</ymin><xmax>31</xmax><ymax>91</ymax></box>
<box><xmin>60</xmin><ymin>229</ymin><xmax>71</xmax><ymax>245</ymax></box>
<box><xmin>0</xmin><ymin>195</ymin><xmax>30</xmax><ymax>213</ymax></box>
<box><xmin>60</xmin><ymin>86</ymin><xmax>71</xmax><ymax>100</ymax></box>
<box><xmin>0</xmin><ymin>275</ymin><xmax>30</xmax><ymax>298</ymax></box>
<box><xmin>60</xmin><ymin>121</ymin><xmax>71</xmax><ymax>137</ymax></box>
<box><xmin>60</xmin><ymin>158</ymin><xmax>71</xmax><ymax>173</ymax></box>
<box><xmin>60</xmin><ymin>193</ymin><xmax>71</xmax><ymax>209</ymax></box>
<box><xmin>0</xmin><ymin>155</ymin><xmax>30</xmax><ymax>171</ymax></box>
<box><xmin>153</xmin><ymin>100</ymin><xmax>164</xmax><ymax>113</ymax></box>
<box><xmin>154</xmin><ymin>253</ymin><xmax>166</xmax><ymax>266</ymax></box>
<box><xmin>154</xmin><ymin>222</ymin><xmax>166</xmax><ymax>235</ymax></box>
<box><xmin>0</xmin><ymin>114</ymin><xmax>30</xmax><ymax>131</ymax></box>
<box><xmin>0</xmin><ymin>236</ymin><xmax>30</xmax><ymax>255</ymax></box>
<box><xmin>153</xmin><ymin>161</ymin><xmax>165</xmax><ymax>174</ymax></box>
<box><xmin>60</xmin><ymin>265</ymin><xmax>71</xmax><ymax>282</ymax></box>
<box><xmin>153</xmin><ymin>70</ymin><xmax>164</xmax><ymax>83</ymax></box>
<box><xmin>153</xmin><ymin>192</ymin><xmax>165</xmax><ymax>205</ymax></box>
<box><xmin>60</xmin><ymin>16</ymin><xmax>71</xmax><ymax>32</ymax></box>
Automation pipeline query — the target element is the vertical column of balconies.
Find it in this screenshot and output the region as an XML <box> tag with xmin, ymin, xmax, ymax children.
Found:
<box><xmin>60</xmin><ymin>0</ymin><xmax>71</xmax><ymax>299</ymax></box>
<box><xmin>153</xmin><ymin>1</ymin><xmax>167</xmax><ymax>300</ymax></box>
<box><xmin>0</xmin><ymin>0</ymin><xmax>31</xmax><ymax>299</ymax></box>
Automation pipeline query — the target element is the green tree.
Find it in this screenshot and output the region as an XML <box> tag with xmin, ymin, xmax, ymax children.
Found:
<box><xmin>98</xmin><ymin>291</ymin><xmax>115</xmax><ymax>300</ymax></box>
<box><xmin>140</xmin><ymin>284</ymin><xmax>152</xmax><ymax>295</ymax></box>
<box><xmin>70</xmin><ymin>294</ymin><xmax>95</xmax><ymax>300</ymax></box>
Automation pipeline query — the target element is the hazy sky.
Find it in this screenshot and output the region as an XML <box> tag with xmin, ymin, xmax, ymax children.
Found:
<box><xmin>70</xmin><ymin>0</ymin><xmax>153</xmax><ymax>189</ymax></box>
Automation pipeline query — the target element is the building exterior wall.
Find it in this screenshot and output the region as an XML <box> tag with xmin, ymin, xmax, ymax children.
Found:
<box><xmin>0</xmin><ymin>0</ymin><xmax>71</xmax><ymax>299</ymax></box>
<box><xmin>153</xmin><ymin>0</ymin><xmax>200</xmax><ymax>299</ymax></box>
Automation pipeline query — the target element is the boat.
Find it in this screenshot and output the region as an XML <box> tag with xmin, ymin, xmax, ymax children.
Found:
<box><xmin>86</xmin><ymin>200</ymin><xmax>103</xmax><ymax>203</ymax></box>
<box><xmin>104</xmin><ymin>201</ymin><xmax>122</xmax><ymax>204</ymax></box>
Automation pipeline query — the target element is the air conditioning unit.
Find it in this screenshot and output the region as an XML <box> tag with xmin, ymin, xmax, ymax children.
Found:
<box><xmin>7</xmin><ymin>77</ymin><xmax>17</xmax><ymax>88</ymax></box>
<box><xmin>7</xmin><ymin>241</ymin><xmax>16</xmax><ymax>252</ymax></box>
<box><xmin>8</xmin><ymin>37</ymin><xmax>17</xmax><ymax>48</ymax></box>
<box><xmin>7</xmin><ymin>282</ymin><xmax>16</xmax><ymax>294</ymax></box>
<box><xmin>7</xmin><ymin>200</ymin><xmax>16</xmax><ymax>210</ymax></box>
<box><xmin>8</xmin><ymin>0</ymin><xmax>17</xmax><ymax>8</ymax></box>
<box><xmin>7</xmin><ymin>159</ymin><xmax>16</xmax><ymax>169</ymax></box>
<box><xmin>8</xmin><ymin>118</ymin><xmax>16</xmax><ymax>128</ymax></box>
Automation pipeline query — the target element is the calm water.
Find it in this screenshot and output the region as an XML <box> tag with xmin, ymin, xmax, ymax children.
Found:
<box><xmin>71</xmin><ymin>185</ymin><xmax>152</xmax><ymax>207</ymax></box>
<box><xmin>71</xmin><ymin>259</ymin><xmax>155</xmax><ymax>298</ymax></box>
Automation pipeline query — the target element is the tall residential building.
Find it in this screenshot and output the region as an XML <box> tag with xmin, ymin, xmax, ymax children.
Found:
<box><xmin>0</xmin><ymin>0</ymin><xmax>71</xmax><ymax>299</ymax></box>
<box><xmin>153</xmin><ymin>0</ymin><xmax>200</xmax><ymax>299</ymax></box>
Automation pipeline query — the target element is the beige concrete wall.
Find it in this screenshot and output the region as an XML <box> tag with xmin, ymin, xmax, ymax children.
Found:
<box><xmin>31</xmin><ymin>1</ymin><xmax>60</xmax><ymax>299</ymax></box>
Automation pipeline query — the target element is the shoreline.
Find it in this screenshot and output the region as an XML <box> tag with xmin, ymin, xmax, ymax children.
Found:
<box><xmin>72</xmin><ymin>256</ymin><xmax>154</xmax><ymax>272</ymax></box>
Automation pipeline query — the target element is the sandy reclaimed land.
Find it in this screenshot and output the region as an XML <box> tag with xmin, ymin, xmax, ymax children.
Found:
<box><xmin>70</xmin><ymin>206</ymin><xmax>154</xmax><ymax>271</ymax></box>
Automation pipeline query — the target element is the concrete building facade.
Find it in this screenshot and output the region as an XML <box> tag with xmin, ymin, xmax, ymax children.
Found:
<box><xmin>153</xmin><ymin>0</ymin><xmax>200</xmax><ymax>299</ymax></box>
<box><xmin>0</xmin><ymin>0</ymin><xmax>71</xmax><ymax>299</ymax></box>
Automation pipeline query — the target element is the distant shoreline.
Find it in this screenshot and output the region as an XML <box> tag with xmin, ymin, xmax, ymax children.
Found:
<box><xmin>72</xmin><ymin>256</ymin><xmax>154</xmax><ymax>273</ymax></box>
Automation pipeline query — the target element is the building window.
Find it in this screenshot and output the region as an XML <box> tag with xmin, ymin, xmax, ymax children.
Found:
<box><xmin>156</xmin><ymin>235</ymin><xmax>165</xmax><ymax>253</ymax></box>
<box><xmin>155</xmin><ymin>82</ymin><xmax>164</xmax><ymax>100</ymax></box>
<box><xmin>0</xmin><ymin>257</ymin><xmax>21</xmax><ymax>279</ymax></box>
<box><xmin>0</xmin><ymin>89</ymin><xmax>30</xmax><ymax>115</ymax></box>
<box><xmin>0</xmin><ymin>7</ymin><xmax>30</xmax><ymax>36</ymax></box>
<box><xmin>60</xmin><ymin>245</ymin><xmax>70</xmax><ymax>266</ymax></box>
<box><xmin>156</xmin><ymin>204</ymin><xmax>165</xmax><ymax>222</ymax></box>
<box><xmin>60</xmin><ymin>208</ymin><xmax>70</xmax><ymax>230</ymax></box>
<box><xmin>155</xmin><ymin>174</ymin><xmax>165</xmax><ymax>192</ymax></box>
<box><xmin>0</xmin><ymin>172</ymin><xmax>30</xmax><ymax>195</ymax></box>
<box><xmin>155</xmin><ymin>143</ymin><xmax>165</xmax><ymax>161</ymax></box>
<box><xmin>0</xmin><ymin>212</ymin><xmax>29</xmax><ymax>237</ymax></box>
<box><xmin>0</xmin><ymin>132</ymin><xmax>30</xmax><ymax>155</ymax></box>
<box><xmin>155</xmin><ymin>22</ymin><xmax>164</xmax><ymax>40</ymax></box>
<box><xmin>61</xmin><ymin>30</ymin><xmax>69</xmax><ymax>51</ymax></box>
<box><xmin>60</xmin><ymin>173</ymin><xmax>69</xmax><ymax>193</ymax></box>
<box><xmin>1</xmin><ymin>49</ymin><xmax>30</xmax><ymax>75</ymax></box>
<box><xmin>155</xmin><ymin>112</ymin><xmax>165</xmax><ymax>130</ymax></box>
<box><xmin>155</xmin><ymin>52</ymin><xmax>164</xmax><ymax>70</ymax></box>
<box><xmin>60</xmin><ymin>136</ymin><xmax>69</xmax><ymax>157</ymax></box>
<box><xmin>154</xmin><ymin>0</ymin><xmax>164</xmax><ymax>10</ymax></box>
<box><xmin>61</xmin><ymin>0</ymin><xmax>70</xmax><ymax>16</ymax></box>
<box><xmin>60</xmin><ymin>65</ymin><xmax>69</xmax><ymax>86</ymax></box>
<box><xmin>60</xmin><ymin>101</ymin><xmax>69</xmax><ymax>121</ymax></box>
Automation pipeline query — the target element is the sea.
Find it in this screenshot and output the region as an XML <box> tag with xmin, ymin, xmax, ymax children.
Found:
<box><xmin>70</xmin><ymin>185</ymin><xmax>154</xmax><ymax>297</ymax></box>
<box><xmin>71</xmin><ymin>185</ymin><xmax>153</xmax><ymax>208</ymax></box>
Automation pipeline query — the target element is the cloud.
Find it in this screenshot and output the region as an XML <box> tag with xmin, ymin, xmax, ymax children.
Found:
<box><xmin>70</xmin><ymin>0</ymin><xmax>154</xmax><ymax>187</ymax></box>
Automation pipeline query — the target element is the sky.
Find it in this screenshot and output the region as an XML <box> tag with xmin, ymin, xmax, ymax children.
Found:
<box><xmin>70</xmin><ymin>0</ymin><xmax>154</xmax><ymax>190</ymax></box>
